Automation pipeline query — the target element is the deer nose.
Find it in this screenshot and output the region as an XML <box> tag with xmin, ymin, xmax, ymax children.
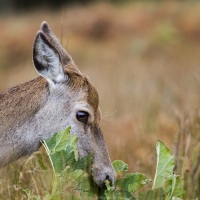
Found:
<box><xmin>102</xmin><ymin>174</ymin><xmax>115</xmax><ymax>188</ymax></box>
<box><xmin>92</xmin><ymin>167</ymin><xmax>116</xmax><ymax>188</ymax></box>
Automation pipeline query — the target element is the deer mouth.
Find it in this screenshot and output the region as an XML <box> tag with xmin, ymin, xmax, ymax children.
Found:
<box><xmin>91</xmin><ymin>165</ymin><xmax>116</xmax><ymax>188</ymax></box>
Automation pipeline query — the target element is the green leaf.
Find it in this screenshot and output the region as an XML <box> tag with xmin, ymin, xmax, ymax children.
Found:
<box><xmin>49</xmin><ymin>146</ymin><xmax>77</xmax><ymax>173</ymax></box>
<box><xmin>45</xmin><ymin>127</ymin><xmax>78</xmax><ymax>159</ymax></box>
<box><xmin>74</xmin><ymin>154</ymin><xmax>93</xmax><ymax>171</ymax></box>
<box><xmin>80</xmin><ymin>174</ymin><xmax>98</xmax><ymax>199</ymax></box>
<box><xmin>49</xmin><ymin>150</ymin><xmax>67</xmax><ymax>173</ymax></box>
<box><xmin>152</xmin><ymin>140</ymin><xmax>175</xmax><ymax>189</ymax></box>
<box><xmin>43</xmin><ymin>127</ymin><xmax>79</xmax><ymax>173</ymax></box>
<box><xmin>45</xmin><ymin>128</ymin><xmax>70</xmax><ymax>152</ymax></box>
<box><xmin>71</xmin><ymin>169</ymin><xmax>84</xmax><ymax>182</ymax></box>
<box><xmin>165</xmin><ymin>175</ymin><xmax>185</xmax><ymax>199</ymax></box>
<box><xmin>152</xmin><ymin>140</ymin><xmax>185</xmax><ymax>199</ymax></box>
<box><xmin>138</xmin><ymin>188</ymin><xmax>165</xmax><ymax>200</ymax></box>
<box><xmin>112</xmin><ymin>160</ymin><xmax>128</xmax><ymax>172</ymax></box>
<box><xmin>122</xmin><ymin>173</ymin><xmax>150</xmax><ymax>193</ymax></box>
<box><xmin>104</xmin><ymin>179</ymin><xmax>115</xmax><ymax>192</ymax></box>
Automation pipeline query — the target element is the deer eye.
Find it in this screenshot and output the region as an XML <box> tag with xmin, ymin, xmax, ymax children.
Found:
<box><xmin>76</xmin><ymin>111</ymin><xmax>89</xmax><ymax>123</ymax></box>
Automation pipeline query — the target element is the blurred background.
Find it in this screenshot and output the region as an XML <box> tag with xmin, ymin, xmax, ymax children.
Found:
<box><xmin>0</xmin><ymin>0</ymin><xmax>199</xmax><ymax>198</ymax></box>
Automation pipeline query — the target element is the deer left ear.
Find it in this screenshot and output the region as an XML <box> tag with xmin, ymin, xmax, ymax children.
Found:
<box><xmin>33</xmin><ymin>31</ymin><xmax>67</xmax><ymax>85</ymax></box>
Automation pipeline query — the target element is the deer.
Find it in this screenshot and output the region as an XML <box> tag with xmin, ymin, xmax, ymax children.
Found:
<box><xmin>0</xmin><ymin>22</ymin><xmax>115</xmax><ymax>187</ymax></box>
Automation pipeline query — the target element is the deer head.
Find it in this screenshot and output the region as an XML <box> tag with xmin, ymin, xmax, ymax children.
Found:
<box><xmin>32</xmin><ymin>22</ymin><xmax>116</xmax><ymax>187</ymax></box>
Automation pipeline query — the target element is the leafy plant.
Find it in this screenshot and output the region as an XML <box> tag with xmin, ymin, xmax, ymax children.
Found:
<box><xmin>24</xmin><ymin>127</ymin><xmax>185</xmax><ymax>199</ymax></box>
<box><xmin>140</xmin><ymin>141</ymin><xmax>185</xmax><ymax>200</ymax></box>
<box><xmin>42</xmin><ymin>127</ymin><xmax>98</xmax><ymax>199</ymax></box>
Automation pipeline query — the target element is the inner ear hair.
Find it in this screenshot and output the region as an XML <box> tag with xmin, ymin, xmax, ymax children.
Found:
<box><xmin>33</xmin><ymin>31</ymin><xmax>67</xmax><ymax>84</ymax></box>
<box><xmin>39</xmin><ymin>21</ymin><xmax>74</xmax><ymax>66</ymax></box>
<box><xmin>33</xmin><ymin>32</ymin><xmax>59</xmax><ymax>72</ymax></box>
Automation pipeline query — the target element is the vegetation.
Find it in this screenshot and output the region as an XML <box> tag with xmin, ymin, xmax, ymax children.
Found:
<box><xmin>7</xmin><ymin>127</ymin><xmax>184</xmax><ymax>199</ymax></box>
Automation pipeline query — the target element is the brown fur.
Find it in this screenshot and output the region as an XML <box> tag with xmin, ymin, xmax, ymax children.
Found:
<box><xmin>66</xmin><ymin>66</ymin><xmax>99</xmax><ymax>114</ymax></box>
<box><xmin>0</xmin><ymin>68</ymin><xmax>99</xmax><ymax>137</ymax></box>
<box><xmin>0</xmin><ymin>77</ymin><xmax>47</xmax><ymax>134</ymax></box>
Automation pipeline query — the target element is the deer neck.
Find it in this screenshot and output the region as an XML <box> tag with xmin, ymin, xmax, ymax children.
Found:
<box><xmin>0</xmin><ymin>77</ymin><xmax>48</xmax><ymax>134</ymax></box>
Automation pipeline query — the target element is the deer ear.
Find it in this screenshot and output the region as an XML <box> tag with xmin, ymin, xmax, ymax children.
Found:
<box><xmin>33</xmin><ymin>31</ymin><xmax>67</xmax><ymax>85</ymax></box>
<box><xmin>40</xmin><ymin>21</ymin><xmax>74</xmax><ymax>67</ymax></box>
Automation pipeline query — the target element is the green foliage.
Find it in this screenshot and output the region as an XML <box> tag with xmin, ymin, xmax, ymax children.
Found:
<box><xmin>43</xmin><ymin>127</ymin><xmax>79</xmax><ymax>173</ymax></box>
<box><xmin>122</xmin><ymin>173</ymin><xmax>151</xmax><ymax>193</ymax></box>
<box><xmin>152</xmin><ymin>140</ymin><xmax>175</xmax><ymax>189</ymax></box>
<box><xmin>138</xmin><ymin>188</ymin><xmax>165</xmax><ymax>200</ymax></box>
<box><xmin>112</xmin><ymin>160</ymin><xmax>128</xmax><ymax>172</ymax></box>
<box><xmin>24</xmin><ymin>128</ymin><xmax>185</xmax><ymax>199</ymax></box>
<box><xmin>100</xmin><ymin>170</ymin><xmax>150</xmax><ymax>199</ymax></box>
<box><xmin>42</xmin><ymin>127</ymin><xmax>98</xmax><ymax>199</ymax></box>
<box><xmin>152</xmin><ymin>141</ymin><xmax>185</xmax><ymax>199</ymax></box>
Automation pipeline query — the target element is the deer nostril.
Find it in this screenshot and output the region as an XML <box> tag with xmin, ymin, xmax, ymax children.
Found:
<box><xmin>105</xmin><ymin>175</ymin><xmax>113</xmax><ymax>186</ymax></box>
<box><xmin>106</xmin><ymin>175</ymin><xmax>111</xmax><ymax>182</ymax></box>
<box><xmin>92</xmin><ymin>167</ymin><xmax>116</xmax><ymax>188</ymax></box>
<box><xmin>102</xmin><ymin>175</ymin><xmax>113</xmax><ymax>189</ymax></box>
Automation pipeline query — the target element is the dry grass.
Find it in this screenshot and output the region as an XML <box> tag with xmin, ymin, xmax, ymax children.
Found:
<box><xmin>0</xmin><ymin>1</ymin><xmax>200</xmax><ymax>199</ymax></box>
